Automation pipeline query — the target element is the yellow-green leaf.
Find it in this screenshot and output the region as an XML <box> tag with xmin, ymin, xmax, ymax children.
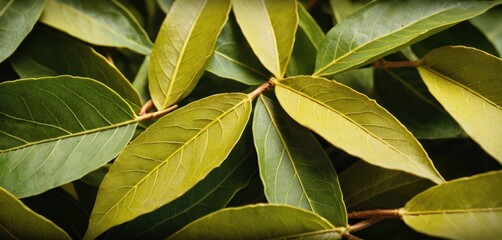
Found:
<box><xmin>274</xmin><ymin>76</ymin><xmax>444</xmax><ymax>184</ymax></box>
<box><xmin>84</xmin><ymin>93</ymin><xmax>252</xmax><ymax>239</ymax></box>
<box><xmin>149</xmin><ymin>0</ymin><xmax>231</xmax><ymax>110</ymax></box>
<box><xmin>403</xmin><ymin>170</ymin><xmax>502</xmax><ymax>240</ymax></box>
<box><xmin>417</xmin><ymin>46</ymin><xmax>502</xmax><ymax>163</ymax></box>
<box><xmin>232</xmin><ymin>0</ymin><xmax>298</xmax><ymax>78</ymax></box>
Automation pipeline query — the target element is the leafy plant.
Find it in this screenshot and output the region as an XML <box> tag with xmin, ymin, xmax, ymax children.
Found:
<box><xmin>1</xmin><ymin>0</ymin><xmax>501</xmax><ymax>239</ymax></box>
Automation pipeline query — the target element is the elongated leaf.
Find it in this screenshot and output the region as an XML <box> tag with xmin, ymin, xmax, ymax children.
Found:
<box><xmin>157</xmin><ymin>0</ymin><xmax>173</xmax><ymax>13</ymax></box>
<box><xmin>0</xmin><ymin>76</ymin><xmax>137</xmax><ymax>198</ymax></box>
<box><xmin>132</xmin><ymin>56</ymin><xmax>150</xmax><ymax>105</ymax></box>
<box><xmin>206</xmin><ymin>17</ymin><xmax>269</xmax><ymax>85</ymax></box>
<box><xmin>314</xmin><ymin>0</ymin><xmax>501</xmax><ymax>76</ymax></box>
<box><xmin>253</xmin><ymin>95</ymin><xmax>346</xmax><ymax>227</ymax></box>
<box><xmin>418</xmin><ymin>46</ymin><xmax>502</xmax><ymax>163</ymax></box>
<box><xmin>274</xmin><ymin>76</ymin><xmax>444</xmax><ymax>184</ymax></box>
<box><xmin>403</xmin><ymin>170</ymin><xmax>502</xmax><ymax>240</ymax></box>
<box><xmin>168</xmin><ymin>204</ymin><xmax>340</xmax><ymax>239</ymax></box>
<box><xmin>332</xmin><ymin>67</ymin><xmax>374</xmax><ymax>96</ymax></box>
<box><xmin>232</xmin><ymin>0</ymin><xmax>298</xmax><ymax>78</ymax></box>
<box><xmin>149</xmin><ymin>0</ymin><xmax>231</xmax><ymax>110</ymax></box>
<box><xmin>0</xmin><ymin>186</ymin><xmax>71</xmax><ymax>239</ymax></box>
<box><xmin>0</xmin><ymin>0</ymin><xmax>44</xmax><ymax>63</ymax></box>
<box><xmin>85</xmin><ymin>93</ymin><xmax>252</xmax><ymax>239</ymax></box>
<box><xmin>39</xmin><ymin>0</ymin><xmax>152</xmax><ymax>55</ymax></box>
<box><xmin>10</xmin><ymin>26</ymin><xmax>142</xmax><ymax>110</ymax></box>
<box><xmin>471</xmin><ymin>6</ymin><xmax>502</xmax><ymax>56</ymax></box>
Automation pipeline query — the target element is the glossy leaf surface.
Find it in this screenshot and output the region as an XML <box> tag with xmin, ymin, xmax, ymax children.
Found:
<box><xmin>274</xmin><ymin>76</ymin><xmax>444</xmax><ymax>184</ymax></box>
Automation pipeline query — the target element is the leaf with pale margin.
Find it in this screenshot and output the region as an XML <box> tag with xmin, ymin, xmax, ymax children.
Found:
<box><xmin>168</xmin><ymin>204</ymin><xmax>340</xmax><ymax>239</ymax></box>
<box><xmin>39</xmin><ymin>0</ymin><xmax>152</xmax><ymax>55</ymax></box>
<box><xmin>0</xmin><ymin>187</ymin><xmax>71</xmax><ymax>239</ymax></box>
<box><xmin>10</xmin><ymin>26</ymin><xmax>142</xmax><ymax>111</ymax></box>
<box><xmin>471</xmin><ymin>6</ymin><xmax>502</xmax><ymax>56</ymax></box>
<box><xmin>149</xmin><ymin>0</ymin><xmax>231</xmax><ymax>110</ymax></box>
<box><xmin>418</xmin><ymin>46</ymin><xmax>502</xmax><ymax>163</ymax></box>
<box><xmin>253</xmin><ymin>95</ymin><xmax>346</xmax><ymax>227</ymax></box>
<box><xmin>274</xmin><ymin>76</ymin><xmax>444</xmax><ymax>184</ymax></box>
<box><xmin>0</xmin><ymin>0</ymin><xmax>44</xmax><ymax>63</ymax></box>
<box><xmin>403</xmin><ymin>170</ymin><xmax>502</xmax><ymax>240</ymax></box>
<box><xmin>315</xmin><ymin>0</ymin><xmax>501</xmax><ymax>76</ymax></box>
<box><xmin>232</xmin><ymin>0</ymin><xmax>298</xmax><ymax>78</ymax></box>
<box><xmin>84</xmin><ymin>93</ymin><xmax>252</xmax><ymax>240</ymax></box>
<box><xmin>0</xmin><ymin>76</ymin><xmax>137</xmax><ymax>198</ymax></box>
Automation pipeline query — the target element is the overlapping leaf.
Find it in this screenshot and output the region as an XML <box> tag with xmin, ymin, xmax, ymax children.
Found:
<box><xmin>471</xmin><ymin>7</ymin><xmax>502</xmax><ymax>56</ymax></box>
<box><xmin>85</xmin><ymin>93</ymin><xmax>252</xmax><ymax>240</ymax></box>
<box><xmin>253</xmin><ymin>95</ymin><xmax>346</xmax><ymax>227</ymax></box>
<box><xmin>274</xmin><ymin>76</ymin><xmax>444</xmax><ymax>184</ymax></box>
<box><xmin>232</xmin><ymin>0</ymin><xmax>298</xmax><ymax>78</ymax></box>
<box><xmin>0</xmin><ymin>76</ymin><xmax>137</xmax><ymax>198</ymax></box>
<box><xmin>403</xmin><ymin>170</ymin><xmax>502</xmax><ymax>240</ymax></box>
<box><xmin>168</xmin><ymin>204</ymin><xmax>340</xmax><ymax>239</ymax></box>
<box><xmin>39</xmin><ymin>0</ymin><xmax>153</xmax><ymax>55</ymax></box>
<box><xmin>149</xmin><ymin>0</ymin><xmax>231</xmax><ymax>110</ymax></box>
<box><xmin>315</xmin><ymin>0</ymin><xmax>501</xmax><ymax>76</ymax></box>
<box><xmin>417</xmin><ymin>46</ymin><xmax>502</xmax><ymax>163</ymax></box>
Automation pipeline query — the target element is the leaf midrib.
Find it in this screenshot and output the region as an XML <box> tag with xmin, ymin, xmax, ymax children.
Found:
<box><xmin>260</xmin><ymin>0</ymin><xmax>281</xmax><ymax>78</ymax></box>
<box><xmin>0</xmin><ymin>0</ymin><xmax>14</xmax><ymax>19</ymax></box>
<box><xmin>405</xmin><ymin>207</ymin><xmax>502</xmax><ymax>216</ymax></box>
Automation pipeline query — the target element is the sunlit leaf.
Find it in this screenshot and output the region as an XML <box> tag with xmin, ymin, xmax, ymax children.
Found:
<box><xmin>417</xmin><ymin>46</ymin><xmax>502</xmax><ymax>163</ymax></box>
<box><xmin>168</xmin><ymin>204</ymin><xmax>341</xmax><ymax>240</ymax></box>
<box><xmin>253</xmin><ymin>95</ymin><xmax>346</xmax><ymax>227</ymax></box>
<box><xmin>232</xmin><ymin>0</ymin><xmax>298</xmax><ymax>78</ymax></box>
<box><xmin>0</xmin><ymin>76</ymin><xmax>137</xmax><ymax>198</ymax></box>
<box><xmin>149</xmin><ymin>0</ymin><xmax>231</xmax><ymax>110</ymax></box>
<box><xmin>471</xmin><ymin>6</ymin><xmax>502</xmax><ymax>56</ymax></box>
<box><xmin>85</xmin><ymin>93</ymin><xmax>252</xmax><ymax>239</ymax></box>
<box><xmin>274</xmin><ymin>76</ymin><xmax>444</xmax><ymax>184</ymax></box>
<box><xmin>329</xmin><ymin>0</ymin><xmax>361</xmax><ymax>23</ymax></box>
<box><xmin>403</xmin><ymin>170</ymin><xmax>502</xmax><ymax>240</ymax></box>
<box><xmin>315</xmin><ymin>0</ymin><xmax>501</xmax><ymax>76</ymax></box>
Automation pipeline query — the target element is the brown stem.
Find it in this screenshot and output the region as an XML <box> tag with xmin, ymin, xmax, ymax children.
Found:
<box><xmin>135</xmin><ymin>104</ymin><xmax>178</xmax><ymax>122</ymax></box>
<box><xmin>373</xmin><ymin>59</ymin><xmax>419</xmax><ymax>69</ymax></box>
<box><xmin>140</xmin><ymin>99</ymin><xmax>154</xmax><ymax>115</ymax></box>
<box><xmin>348</xmin><ymin>209</ymin><xmax>402</xmax><ymax>219</ymax></box>
<box><xmin>344</xmin><ymin>233</ymin><xmax>363</xmax><ymax>240</ymax></box>
<box><xmin>248</xmin><ymin>82</ymin><xmax>271</xmax><ymax>100</ymax></box>
<box><xmin>348</xmin><ymin>217</ymin><xmax>385</xmax><ymax>233</ymax></box>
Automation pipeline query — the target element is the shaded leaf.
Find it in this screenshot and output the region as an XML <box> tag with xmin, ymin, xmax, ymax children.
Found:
<box><xmin>403</xmin><ymin>170</ymin><xmax>502</xmax><ymax>240</ymax></box>
<box><xmin>471</xmin><ymin>6</ymin><xmax>502</xmax><ymax>56</ymax></box>
<box><xmin>40</xmin><ymin>0</ymin><xmax>153</xmax><ymax>55</ymax></box>
<box><xmin>232</xmin><ymin>0</ymin><xmax>298</xmax><ymax>78</ymax></box>
<box><xmin>85</xmin><ymin>93</ymin><xmax>252</xmax><ymax>239</ymax></box>
<box><xmin>417</xmin><ymin>46</ymin><xmax>502</xmax><ymax>163</ymax></box>
<box><xmin>253</xmin><ymin>95</ymin><xmax>346</xmax><ymax>227</ymax></box>
<box><xmin>274</xmin><ymin>76</ymin><xmax>444</xmax><ymax>184</ymax></box>
<box><xmin>329</xmin><ymin>0</ymin><xmax>361</xmax><ymax>23</ymax></box>
<box><xmin>315</xmin><ymin>0</ymin><xmax>501</xmax><ymax>76</ymax></box>
<box><xmin>0</xmin><ymin>76</ymin><xmax>137</xmax><ymax>198</ymax></box>
<box><xmin>332</xmin><ymin>67</ymin><xmax>374</xmax><ymax>96</ymax></box>
<box><xmin>157</xmin><ymin>0</ymin><xmax>173</xmax><ymax>13</ymax></box>
<box><xmin>0</xmin><ymin>0</ymin><xmax>44</xmax><ymax>63</ymax></box>
<box><xmin>149</xmin><ymin>0</ymin><xmax>231</xmax><ymax>110</ymax></box>
<box><xmin>168</xmin><ymin>204</ymin><xmax>340</xmax><ymax>239</ymax></box>
<box><xmin>0</xmin><ymin>186</ymin><xmax>71</xmax><ymax>239</ymax></box>
<box><xmin>132</xmin><ymin>56</ymin><xmax>150</xmax><ymax>104</ymax></box>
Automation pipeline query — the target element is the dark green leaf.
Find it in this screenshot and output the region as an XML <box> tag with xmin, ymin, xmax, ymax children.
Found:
<box><xmin>471</xmin><ymin>6</ymin><xmax>502</xmax><ymax>56</ymax></box>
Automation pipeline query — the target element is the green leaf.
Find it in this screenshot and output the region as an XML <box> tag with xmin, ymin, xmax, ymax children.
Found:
<box><xmin>149</xmin><ymin>0</ymin><xmax>231</xmax><ymax>110</ymax></box>
<box><xmin>206</xmin><ymin>17</ymin><xmax>269</xmax><ymax>85</ymax></box>
<box><xmin>39</xmin><ymin>0</ymin><xmax>152</xmax><ymax>55</ymax></box>
<box><xmin>168</xmin><ymin>204</ymin><xmax>340</xmax><ymax>239</ymax></box>
<box><xmin>331</xmin><ymin>67</ymin><xmax>374</xmax><ymax>96</ymax></box>
<box><xmin>403</xmin><ymin>170</ymin><xmax>502</xmax><ymax>240</ymax></box>
<box><xmin>314</xmin><ymin>0</ymin><xmax>501</xmax><ymax>76</ymax></box>
<box><xmin>85</xmin><ymin>93</ymin><xmax>252</xmax><ymax>239</ymax></box>
<box><xmin>0</xmin><ymin>186</ymin><xmax>71</xmax><ymax>240</ymax></box>
<box><xmin>471</xmin><ymin>6</ymin><xmax>502</xmax><ymax>56</ymax></box>
<box><xmin>157</xmin><ymin>0</ymin><xmax>173</xmax><ymax>13</ymax></box>
<box><xmin>253</xmin><ymin>95</ymin><xmax>347</xmax><ymax>227</ymax></box>
<box><xmin>273</xmin><ymin>76</ymin><xmax>444</xmax><ymax>184</ymax></box>
<box><xmin>329</xmin><ymin>0</ymin><xmax>361</xmax><ymax>23</ymax></box>
<box><xmin>232</xmin><ymin>0</ymin><xmax>298</xmax><ymax>78</ymax></box>
<box><xmin>10</xmin><ymin>26</ymin><xmax>142</xmax><ymax>110</ymax></box>
<box><xmin>0</xmin><ymin>0</ymin><xmax>44</xmax><ymax>63</ymax></box>
<box><xmin>132</xmin><ymin>56</ymin><xmax>150</xmax><ymax>105</ymax></box>
<box><xmin>0</xmin><ymin>76</ymin><xmax>137</xmax><ymax>198</ymax></box>
<box><xmin>417</xmin><ymin>46</ymin><xmax>502</xmax><ymax>163</ymax></box>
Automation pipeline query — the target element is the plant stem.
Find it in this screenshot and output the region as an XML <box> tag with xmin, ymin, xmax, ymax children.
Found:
<box><xmin>139</xmin><ymin>99</ymin><xmax>154</xmax><ymax>115</ymax></box>
<box><xmin>373</xmin><ymin>59</ymin><xmax>419</xmax><ymax>69</ymax></box>
<box><xmin>134</xmin><ymin>104</ymin><xmax>178</xmax><ymax>122</ymax></box>
<box><xmin>248</xmin><ymin>82</ymin><xmax>271</xmax><ymax>100</ymax></box>
<box><xmin>348</xmin><ymin>217</ymin><xmax>385</xmax><ymax>233</ymax></box>
<box><xmin>348</xmin><ymin>209</ymin><xmax>402</xmax><ymax>219</ymax></box>
<box><xmin>343</xmin><ymin>233</ymin><xmax>363</xmax><ymax>240</ymax></box>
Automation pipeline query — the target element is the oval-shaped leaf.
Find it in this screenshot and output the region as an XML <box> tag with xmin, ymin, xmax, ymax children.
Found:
<box><xmin>274</xmin><ymin>76</ymin><xmax>444</xmax><ymax>184</ymax></box>
<box><xmin>417</xmin><ymin>46</ymin><xmax>502</xmax><ymax>163</ymax></box>
<box><xmin>403</xmin><ymin>170</ymin><xmax>502</xmax><ymax>240</ymax></box>
<box><xmin>0</xmin><ymin>0</ymin><xmax>44</xmax><ymax>63</ymax></box>
<box><xmin>149</xmin><ymin>0</ymin><xmax>231</xmax><ymax>110</ymax></box>
<box><xmin>232</xmin><ymin>0</ymin><xmax>298</xmax><ymax>78</ymax></box>
<box><xmin>168</xmin><ymin>204</ymin><xmax>340</xmax><ymax>240</ymax></box>
<box><xmin>10</xmin><ymin>26</ymin><xmax>142</xmax><ymax>110</ymax></box>
<box><xmin>253</xmin><ymin>95</ymin><xmax>347</xmax><ymax>227</ymax></box>
<box><xmin>314</xmin><ymin>0</ymin><xmax>501</xmax><ymax>76</ymax></box>
<box><xmin>0</xmin><ymin>76</ymin><xmax>137</xmax><ymax>198</ymax></box>
<box><xmin>84</xmin><ymin>93</ymin><xmax>252</xmax><ymax>239</ymax></box>
<box><xmin>0</xmin><ymin>186</ymin><xmax>71</xmax><ymax>239</ymax></box>
<box><xmin>39</xmin><ymin>0</ymin><xmax>152</xmax><ymax>55</ymax></box>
